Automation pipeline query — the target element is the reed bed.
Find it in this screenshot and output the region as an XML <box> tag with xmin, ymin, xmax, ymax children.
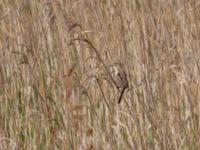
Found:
<box><xmin>0</xmin><ymin>0</ymin><xmax>200</xmax><ymax>149</ymax></box>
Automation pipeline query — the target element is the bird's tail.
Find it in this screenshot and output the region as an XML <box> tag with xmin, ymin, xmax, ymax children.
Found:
<box><xmin>118</xmin><ymin>87</ymin><xmax>126</xmax><ymax>103</ymax></box>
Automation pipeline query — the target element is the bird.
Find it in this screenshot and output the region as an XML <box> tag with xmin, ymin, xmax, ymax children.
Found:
<box><xmin>110</xmin><ymin>63</ymin><xmax>129</xmax><ymax>103</ymax></box>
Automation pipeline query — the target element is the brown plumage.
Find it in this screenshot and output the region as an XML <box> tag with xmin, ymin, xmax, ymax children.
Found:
<box><xmin>110</xmin><ymin>63</ymin><xmax>129</xmax><ymax>103</ymax></box>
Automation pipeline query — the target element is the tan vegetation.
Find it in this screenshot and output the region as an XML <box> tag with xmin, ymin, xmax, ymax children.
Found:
<box><xmin>0</xmin><ymin>0</ymin><xmax>200</xmax><ymax>149</ymax></box>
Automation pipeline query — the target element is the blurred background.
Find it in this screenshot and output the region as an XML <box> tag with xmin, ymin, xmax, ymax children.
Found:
<box><xmin>0</xmin><ymin>0</ymin><xmax>200</xmax><ymax>149</ymax></box>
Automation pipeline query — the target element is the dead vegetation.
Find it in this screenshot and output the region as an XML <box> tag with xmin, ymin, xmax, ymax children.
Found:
<box><xmin>0</xmin><ymin>0</ymin><xmax>200</xmax><ymax>149</ymax></box>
